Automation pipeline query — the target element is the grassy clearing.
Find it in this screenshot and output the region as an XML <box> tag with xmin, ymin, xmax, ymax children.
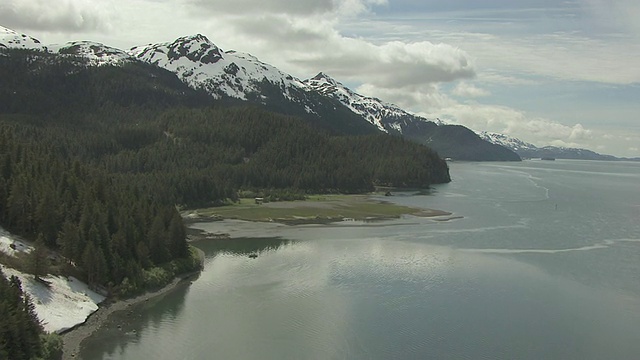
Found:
<box><xmin>186</xmin><ymin>194</ymin><xmax>440</xmax><ymax>224</ymax></box>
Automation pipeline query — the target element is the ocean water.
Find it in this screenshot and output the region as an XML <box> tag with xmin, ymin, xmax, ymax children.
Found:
<box><xmin>81</xmin><ymin>160</ymin><xmax>640</xmax><ymax>359</ymax></box>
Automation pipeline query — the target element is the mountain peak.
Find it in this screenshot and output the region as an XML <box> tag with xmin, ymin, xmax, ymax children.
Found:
<box><xmin>49</xmin><ymin>41</ymin><xmax>134</xmax><ymax>66</ymax></box>
<box><xmin>181</xmin><ymin>34</ymin><xmax>211</xmax><ymax>43</ymax></box>
<box><xmin>312</xmin><ymin>71</ymin><xmax>336</xmax><ymax>82</ymax></box>
<box><xmin>127</xmin><ymin>34</ymin><xmax>306</xmax><ymax>100</ymax></box>
<box><xmin>130</xmin><ymin>34</ymin><xmax>224</xmax><ymax>65</ymax></box>
<box><xmin>0</xmin><ymin>25</ymin><xmax>44</xmax><ymax>50</ymax></box>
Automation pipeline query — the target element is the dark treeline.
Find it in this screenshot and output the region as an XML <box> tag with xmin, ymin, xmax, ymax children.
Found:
<box><xmin>0</xmin><ymin>124</ymin><xmax>193</xmax><ymax>293</ymax></box>
<box><xmin>0</xmin><ymin>49</ymin><xmax>449</xmax><ymax>295</ymax></box>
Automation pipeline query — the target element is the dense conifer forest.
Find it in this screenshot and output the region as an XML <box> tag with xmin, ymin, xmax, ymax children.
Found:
<box><xmin>0</xmin><ymin>49</ymin><xmax>450</xmax><ymax>356</ymax></box>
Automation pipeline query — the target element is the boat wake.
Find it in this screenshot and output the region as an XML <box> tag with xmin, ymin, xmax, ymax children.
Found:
<box><xmin>460</xmin><ymin>238</ymin><xmax>640</xmax><ymax>254</ymax></box>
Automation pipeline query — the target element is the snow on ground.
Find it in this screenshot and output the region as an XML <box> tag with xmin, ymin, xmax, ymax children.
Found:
<box><xmin>1</xmin><ymin>265</ymin><xmax>105</xmax><ymax>333</ymax></box>
<box><xmin>0</xmin><ymin>227</ymin><xmax>32</xmax><ymax>256</ymax></box>
<box><xmin>48</xmin><ymin>41</ymin><xmax>135</xmax><ymax>66</ymax></box>
<box><xmin>0</xmin><ymin>227</ymin><xmax>105</xmax><ymax>333</ymax></box>
<box><xmin>0</xmin><ymin>25</ymin><xmax>45</xmax><ymax>50</ymax></box>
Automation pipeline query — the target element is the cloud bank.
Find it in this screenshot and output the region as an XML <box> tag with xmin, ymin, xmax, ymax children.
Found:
<box><xmin>0</xmin><ymin>0</ymin><xmax>108</xmax><ymax>32</ymax></box>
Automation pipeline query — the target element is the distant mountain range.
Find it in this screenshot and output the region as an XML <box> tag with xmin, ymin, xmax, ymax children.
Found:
<box><xmin>4</xmin><ymin>25</ymin><xmax>621</xmax><ymax>162</ymax></box>
<box><xmin>476</xmin><ymin>132</ymin><xmax>637</xmax><ymax>161</ymax></box>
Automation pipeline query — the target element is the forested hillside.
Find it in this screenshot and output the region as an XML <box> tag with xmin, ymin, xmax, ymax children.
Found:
<box><xmin>0</xmin><ymin>48</ymin><xmax>450</xmax><ymax>296</ymax></box>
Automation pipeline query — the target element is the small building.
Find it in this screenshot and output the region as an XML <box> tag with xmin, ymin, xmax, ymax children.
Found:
<box><xmin>255</xmin><ymin>197</ymin><xmax>264</xmax><ymax>205</ymax></box>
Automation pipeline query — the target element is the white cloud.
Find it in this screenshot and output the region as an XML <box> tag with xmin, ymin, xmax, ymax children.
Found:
<box><xmin>582</xmin><ymin>0</ymin><xmax>640</xmax><ymax>36</ymax></box>
<box><xmin>353</xmin><ymin>78</ymin><xmax>621</xmax><ymax>155</ymax></box>
<box><xmin>568</xmin><ymin>124</ymin><xmax>591</xmax><ymax>141</ymax></box>
<box><xmin>214</xmin><ymin>14</ymin><xmax>476</xmax><ymax>89</ymax></box>
<box><xmin>434</xmin><ymin>30</ymin><xmax>640</xmax><ymax>85</ymax></box>
<box><xmin>0</xmin><ymin>0</ymin><xmax>109</xmax><ymax>32</ymax></box>
<box><xmin>357</xmin><ymin>82</ymin><xmax>453</xmax><ymax>110</ymax></box>
<box><xmin>296</xmin><ymin>39</ymin><xmax>475</xmax><ymax>87</ymax></box>
<box><xmin>187</xmin><ymin>0</ymin><xmax>334</xmax><ymax>16</ymax></box>
<box><xmin>422</xmin><ymin>100</ymin><xmax>640</xmax><ymax>156</ymax></box>
<box><xmin>344</xmin><ymin>14</ymin><xmax>640</xmax><ymax>85</ymax></box>
<box><xmin>452</xmin><ymin>82</ymin><xmax>491</xmax><ymax>98</ymax></box>
<box><xmin>428</xmin><ymin>101</ymin><xmax>594</xmax><ymax>145</ymax></box>
<box><xmin>186</xmin><ymin>0</ymin><xmax>388</xmax><ymax>16</ymax></box>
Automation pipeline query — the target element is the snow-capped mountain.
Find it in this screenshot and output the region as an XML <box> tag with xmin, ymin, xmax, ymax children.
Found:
<box><xmin>305</xmin><ymin>72</ymin><xmax>415</xmax><ymax>132</ymax></box>
<box><xmin>0</xmin><ymin>25</ymin><xmax>44</xmax><ymax>50</ymax></box>
<box><xmin>302</xmin><ymin>73</ymin><xmax>520</xmax><ymax>160</ymax></box>
<box><xmin>49</xmin><ymin>41</ymin><xmax>135</xmax><ymax>66</ymax></box>
<box><xmin>1</xmin><ymin>25</ymin><xmax>132</xmax><ymax>66</ymax></box>
<box><xmin>304</xmin><ymin>72</ymin><xmax>448</xmax><ymax>133</ymax></box>
<box><xmin>127</xmin><ymin>35</ymin><xmax>443</xmax><ymax>134</ymax></box>
<box><xmin>0</xmin><ymin>26</ymin><xmax>521</xmax><ymax>160</ymax></box>
<box><xmin>128</xmin><ymin>34</ymin><xmax>380</xmax><ymax>135</ymax></box>
<box><xmin>130</xmin><ymin>34</ymin><xmax>307</xmax><ymax>101</ymax></box>
<box><xmin>477</xmin><ymin>131</ymin><xmax>538</xmax><ymax>152</ymax></box>
<box><xmin>128</xmin><ymin>35</ymin><xmax>432</xmax><ymax>135</ymax></box>
<box><xmin>478</xmin><ymin>131</ymin><xmax>618</xmax><ymax>160</ymax></box>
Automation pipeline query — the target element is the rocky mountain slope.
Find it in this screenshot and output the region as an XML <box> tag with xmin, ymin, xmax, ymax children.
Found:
<box><xmin>2</xmin><ymin>25</ymin><xmax>520</xmax><ymax>160</ymax></box>
<box><xmin>304</xmin><ymin>72</ymin><xmax>520</xmax><ymax>161</ymax></box>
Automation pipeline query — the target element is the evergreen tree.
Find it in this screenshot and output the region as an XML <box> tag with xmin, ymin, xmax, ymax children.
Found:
<box><xmin>0</xmin><ymin>268</ymin><xmax>44</xmax><ymax>360</ymax></box>
<box><xmin>30</xmin><ymin>233</ymin><xmax>49</xmax><ymax>280</ymax></box>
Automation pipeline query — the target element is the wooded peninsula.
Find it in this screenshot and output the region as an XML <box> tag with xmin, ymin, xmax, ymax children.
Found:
<box><xmin>0</xmin><ymin>49</ymin><xmax>450</xmax><ymax>359</ymax></box>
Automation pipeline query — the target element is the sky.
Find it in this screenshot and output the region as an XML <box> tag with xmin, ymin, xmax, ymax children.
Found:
<box><xmin>1</xmin><ymin>0</ymin><xmax>639</xmax><ymax>157</ymax></box>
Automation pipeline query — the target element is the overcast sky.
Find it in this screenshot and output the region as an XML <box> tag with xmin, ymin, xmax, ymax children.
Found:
<box><xmin>2</xmin><ymin>0</ymin><xmax>639</xmax><ymax>157</ymax></box>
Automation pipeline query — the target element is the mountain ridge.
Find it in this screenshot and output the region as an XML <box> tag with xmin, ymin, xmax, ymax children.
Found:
<box><xmin>477</xmin><ymin>131</ymin><xmax>621</xmax><ymax>161</ymax></box>
<box><xmin>303</xmin><ymin>72</ymin><xmax>520</xmax><ymax>161</ymax></box>
<box><xmin>1</xmin><ymin>25</ymin><xmax>521</xmax><ymax>161</ymax></box>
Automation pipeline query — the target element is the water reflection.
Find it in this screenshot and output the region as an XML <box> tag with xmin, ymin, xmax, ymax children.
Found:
<box><xmin>80</xmin><ymin>161</ymin><xmax>640</xmax><ymax>359</ymax></box>
<box><xmin>80</xmin><ymin>280</ymin><xmax>191</xmax><ymax>359</ymax></box>
<box><xmin>85</xmin><ymin>235</ymin><xmax>640</xmax><ymax>359</ymax></box>
<box><xmin>193</xmin><ymin>236</ymin><xmax>292</xmax><ymax>258</ymax></box>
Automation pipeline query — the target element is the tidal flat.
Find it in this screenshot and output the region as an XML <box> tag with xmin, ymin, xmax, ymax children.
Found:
<box><xmin>183</xmin><ymin>194</ymin><xmax>452</xmax><ymax>225</ymax></box>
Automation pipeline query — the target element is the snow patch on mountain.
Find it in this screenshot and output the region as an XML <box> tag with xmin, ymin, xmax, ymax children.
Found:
<box><xmin>129</xmin><ymin>34</ymin><xmax>306</xmax><ymax>101</ymax></box>
<box><xmin>49</xmin><ymin>41</ymin><xmax>135</xmax><ymax>66</ymax></box>
<box><xmin>304</xmin><ymin>72</ymin><xmax>435</xmax><ymax>133</ymax></box>
<box><xmin>476</xmin><ymin>131</ymin><xmax>538</xmax><ymax>152</ymax></box>
<box><xmin>0</xmin><ymin>25</ymin><xmax>44</xmax><ymax>50</ymax></box>
<box><xmin>126</xmin><ymin>35</ymin><xmax>442</xmax><ymax>128</ymax></box>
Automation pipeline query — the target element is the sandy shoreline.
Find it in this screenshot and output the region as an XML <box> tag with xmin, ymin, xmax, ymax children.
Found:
<box><xmin>60</xmin><ymin>250</ymin><xmax>204</xmax><ymax>359</ymax></box>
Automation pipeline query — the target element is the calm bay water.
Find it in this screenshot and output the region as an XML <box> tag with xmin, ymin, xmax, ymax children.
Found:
<box><xmin>82</xmin><ymin>160</ymin><xmax>640</xmax><ymax>359</ymax></box>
